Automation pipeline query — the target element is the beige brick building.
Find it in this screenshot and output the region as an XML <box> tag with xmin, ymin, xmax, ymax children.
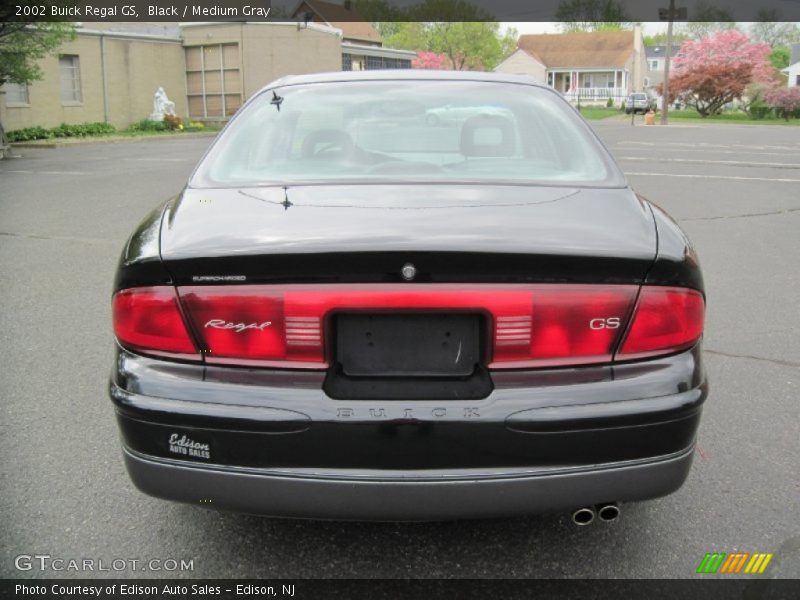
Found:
<box><xmin>2</xmin><ymin>27</ymin><xmax>186</xmax><ymax>130</ymax></box>
<box><xmin>1</xmin><ymin>20</ymin><xmax>414</xmax><ymax>132</ymax></box>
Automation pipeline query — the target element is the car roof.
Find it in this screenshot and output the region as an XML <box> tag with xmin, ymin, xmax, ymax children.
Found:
<box><xmin>264</xmin><ymin>69</ymin><xmax>551</xmax><ymax>92</ymax></box>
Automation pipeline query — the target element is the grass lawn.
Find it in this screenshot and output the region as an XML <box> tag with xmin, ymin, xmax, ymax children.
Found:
<box><xmin>666</xmin><ymin>110</ymin><xmax>800</xmax><ymax>125</ymax></box>
<box><xmin>577</xmin><ymin>107</ymin><xmax>623</xmax><ymax>120</ymax></box>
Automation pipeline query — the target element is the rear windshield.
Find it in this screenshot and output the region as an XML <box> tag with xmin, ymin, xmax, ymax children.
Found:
<box><xmin>191</xmin><ymin>80</ymin><xmax>624</xmax><ymax>188</ymax></box>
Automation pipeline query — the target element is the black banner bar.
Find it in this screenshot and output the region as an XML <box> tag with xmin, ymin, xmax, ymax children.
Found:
<box><xmin>2</xmin><ymin>579</ymin><xmax>799</xmax><ymax>600</ymax></box>
<box><xmin>4</xmin><ymin>0</ymin><xmax>800</xmax><ymax>22</ymax></box>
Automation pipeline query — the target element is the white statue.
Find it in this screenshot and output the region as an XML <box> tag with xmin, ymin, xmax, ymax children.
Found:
<box><xmin>150</xmin><ymin>87</ymin><xmax>176</xmax><ymax>121</ymax></box>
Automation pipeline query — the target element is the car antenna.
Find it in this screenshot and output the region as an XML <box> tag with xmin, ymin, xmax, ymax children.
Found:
<box><xmin>271</xmin><ymin>91</ymin><xmax>284</xmax><ymax>111</ymax></box>
<box><xmin>282</xmin><ymin>186</ymin><xmax>293</xmax><ymax>210</ymax></box>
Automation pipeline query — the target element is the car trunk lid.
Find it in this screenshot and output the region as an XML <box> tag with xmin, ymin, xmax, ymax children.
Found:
<box><xmin>160</xmin><ymin>184</ymin><xmax>656</xmax><ymax>285</ymax></box>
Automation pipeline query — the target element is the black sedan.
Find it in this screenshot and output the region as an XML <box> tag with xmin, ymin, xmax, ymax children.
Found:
<box><xmin>110</xmin><ymin>71</ymin><xmax>706</xmax><ymax>523</ymax></box>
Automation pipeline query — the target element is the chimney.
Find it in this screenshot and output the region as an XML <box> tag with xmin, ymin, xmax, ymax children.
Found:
<box><xmin>632</xmin><ymin>23</ymin><xmax>644</xmax><ymax>93</ymax></box>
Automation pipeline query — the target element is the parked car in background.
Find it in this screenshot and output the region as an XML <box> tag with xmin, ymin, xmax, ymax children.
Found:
<box><xmin>110</xmin><ymin>71</ymin><xmax>706</xmax><ymax>522</ymax></box>
<box><xmin>626</xmin><ymin>92</ymin><xmax>656</xmax><ymax>114</ymax></box>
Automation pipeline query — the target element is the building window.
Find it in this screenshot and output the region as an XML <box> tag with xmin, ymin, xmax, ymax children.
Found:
<box><xmin>643</xmin><ymin>77</ymin><xmax>650</xmax><ymax>88</ymax></box>
<box><xmin>4</xmin><ymin>82</ymin><xmax>30</xmax><ymax>105</ymax></box>
<box><xmin>650</xmin><ymin>60</ymin><xmax>659</xmax><ymax>70</ymax></box>
<box><xmin>796</xmin><ymin>74</ymin><xmax>800</xmax><ymax>86</ymax></box>
<box><xmin>59</xmin><ymin>55</ymin><xmax>82</xmax><ymax>104</ymax></box>
<box><xmin>185</xmin><ymin>43</ymin><xmax>242</xmax><ymax>119</ymax></box>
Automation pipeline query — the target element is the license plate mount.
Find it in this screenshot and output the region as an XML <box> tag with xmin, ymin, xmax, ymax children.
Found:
<box><xmin>336</xmin><ymin>313</ymin><xmax>481</xmax><ymax>377</ymax></box>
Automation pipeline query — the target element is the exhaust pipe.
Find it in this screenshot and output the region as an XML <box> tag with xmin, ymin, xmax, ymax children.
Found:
<box><xmin>571</xmin><ymin>507</ymin><xmax>595</xmax><ymax>526</ymax></box>
<box><xmin>597</xmin><ymin>502</ymin><xmax>620</xmax><ymax>522</ymax></box>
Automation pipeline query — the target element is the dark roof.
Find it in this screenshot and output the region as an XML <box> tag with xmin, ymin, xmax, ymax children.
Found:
<box><xmin>645</xmin><ymin>44</ymin><xmax>682</xmax><ymax>59</ymax></box>
<box><xmin>292</xmin><ymin>0</ymin><xmax>382</xmax><ymax>44</ymax></box>
<box><xmin>518</xmin><ymin>31</ymin><xmax>635</xmax><ymax>69</ymax></box>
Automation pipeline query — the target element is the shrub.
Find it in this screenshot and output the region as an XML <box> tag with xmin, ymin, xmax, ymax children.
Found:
<box><xmin>6</xmin><ymin>126</ymin><xmax>52</xmax><ymax>142</ymax></box>
<box><xmin>163</xmin><ymin>114</ymin><xmax>183</xmax><ymax>130</ymax></box>
<box><xmin>749</xmin><ymin>105</ymin><xmax>772</xmax><ymax>120</ymax></box>
<box><xmin>126</xmin><ymin>119</ymin><xmax>167</xmax><ymax>132</ymax></box>
<box><xmin>620</xmin><ymin>101</ymin><xmax>626</xmax><ymax>112</ymax></box>
<box><xmin>606</xmin><ymin>97</ymin><xmax>614</xmax><ymax>108</ymax></box>
<box><xmin>6</xmin><ymin>122</ymin><xmax>115</xmax><ymax>142</ymax></box>
<box><xmin>765</xmin><ymin>87</ymin><xmax>800</xmax><ymax>120</ymax></box>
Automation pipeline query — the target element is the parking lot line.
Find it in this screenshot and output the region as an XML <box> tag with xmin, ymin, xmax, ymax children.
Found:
<box><xmin>619</xmin><ymin>157</ymin><xmax>800</xmax><ymax>169</ymax></box>
<box><xmin>624</xmin><ymin>172</ymin><xmax>800</xmax><ymax>183</ymax></box>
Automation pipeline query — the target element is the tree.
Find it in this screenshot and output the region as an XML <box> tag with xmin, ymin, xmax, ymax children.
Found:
<box><xmin>749</xmin><ymin>12</ymin><xmax>800</xmax><ymax>48</ymax></box>
<box><xmin>666</xmin><ymin>30</ymin><xmax>778</xmax><ymax>117</ymax></box>
<box><xmin>665</xmin><ymin>63</ymin><xmax>753</xmax><ymax>116</ymax></box>
<box><xmin>0</xmin><ymin>10</ymin><xmax>74</xmax><ymax>149</ymax></box>
<box><xmin>427</xmin><ymin>22</ymin><xmax>515</xmax><ymax>70</ymax></box>
<box><xmin>675</xmin><ymin>2</ymin><xmax>737</xmax><ymax>40</ymax></box>
<box><xmin>367</xmin><ymin>0</ymin><xmax>515</xmax><ymax>71</ymax></box>
<box><xmin>0</xmin><ymin>22</ymin><xmax>73</xmax><ymax>87</ymax></box>
<box><xmin>555</xmin><ymin>0</ymin><xmax>630</xmax><ymax>32</ymax></box>
<box><xmin>643</xmin><ymin>32</ymin><xmax>688</xmax><ymax>46</ymax></box>
<box><xmin>769</xmin><ymin>47</ymin><xmax>791</xmax><ymax>71</ymax></box>
<box><xmin>384</xmin><ymin>22</ymin><xmax>516</xmax><ymax>71</ymax></box>
<box><xmin>672</xmin><ymin>30</ymin><xmax>777</xmax><ymax>85</ymax></box>
<box><xmin>412</xmin><ymin>51</ymin><xmax>450</xmax><ymax>70</ymax></box>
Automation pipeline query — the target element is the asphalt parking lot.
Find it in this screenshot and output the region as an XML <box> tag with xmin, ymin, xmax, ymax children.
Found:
<box><xmin>1</xmin><ymin>121</ymin><xmax>799</xmax><ymax>579</ymax></box>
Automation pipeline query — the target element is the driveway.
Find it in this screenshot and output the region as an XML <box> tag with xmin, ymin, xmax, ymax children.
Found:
<box><xmin>1</xmin><ymin>124</ymin><xmax>798</xmax><ymax>579</ymax></box>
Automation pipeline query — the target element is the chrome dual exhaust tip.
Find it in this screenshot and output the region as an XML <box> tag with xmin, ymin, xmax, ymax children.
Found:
<box><xmin>571</xmin><ymin>507</ymin><xmax>595</xmax><ymax>526</ymax></box>
<box><xmin>571</xmin><ymin>502</ymin><xmax>620</xmax><ymax>525</ymax></box>
<box><xmin>597</xmin><ymin>502</ymin><xmax>620</xmax><ymax>522</ymax></box>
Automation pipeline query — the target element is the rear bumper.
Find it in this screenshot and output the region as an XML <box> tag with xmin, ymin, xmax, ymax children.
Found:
<box><xmin>111</xmin><ymin>344</ymin><xmax>707</xmax><ymax>520</ymax></box>
<box><xmin>123</xmin><ymin>445</ymin><xmax>694</xmax><ymax>521</ymax></box>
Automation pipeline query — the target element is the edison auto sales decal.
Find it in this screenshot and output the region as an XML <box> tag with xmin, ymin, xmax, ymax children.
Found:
<box><xmin>168</xmin><ymin>433</ymin><xmax>210</xmax><ymax>459</ymax></box>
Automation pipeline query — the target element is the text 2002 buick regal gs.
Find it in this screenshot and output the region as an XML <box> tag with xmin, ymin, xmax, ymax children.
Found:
<box><xmin>110</xmin><ymin>71</ymin><xmax>706</xmax><ymax>523</ymax></box>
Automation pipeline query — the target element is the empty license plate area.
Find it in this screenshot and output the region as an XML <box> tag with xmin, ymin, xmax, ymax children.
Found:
<box><xmin>335</xmin><ymin>313</ymin><xmax>482</xmax><ymax>377</ymax></box>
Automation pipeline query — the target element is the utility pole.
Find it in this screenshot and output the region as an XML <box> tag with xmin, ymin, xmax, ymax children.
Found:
<box><xmin>661</xmin><ymin>0</ymin><xmax>674</xmax><ymax>125</ymax></box>
<box><xmin>658</xmin><ymin>0</ymin><xmax>686</xmax><ymax>125</ymax></box>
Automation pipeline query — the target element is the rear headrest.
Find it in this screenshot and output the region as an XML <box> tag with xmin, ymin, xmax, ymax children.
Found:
<box><xmin>460</xmin><ymin>114</ymin><xmax>516</xmax><ymax>158</ymax></box>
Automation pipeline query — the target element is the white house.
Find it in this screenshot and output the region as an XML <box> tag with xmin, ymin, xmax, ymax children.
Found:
<box><xmin>644</xmin><ymin>43</ymin><xmax>682</xmax><ymax>91</ymax></box>
<box><xmin>496</xmin><ymin>27</ymin><xmax>647</xmax><ymax>104</ymax></box>
<box><xmin>494</xmin><ymin>48</ymin><xmax>547</xmax><ymax>82</ymax></box>
<box><xmin>783</xmin><ymin>44</ymin><xmax>800</xmax><ymax>87</ymax></box>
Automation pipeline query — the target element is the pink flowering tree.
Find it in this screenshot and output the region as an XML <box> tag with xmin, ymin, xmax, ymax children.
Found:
<box><xmin>412</xmin><ymin>51</ymin><xmax>450</xmax><ymax>70</ymax></box>
<box><xmin>672</xmin><ymin>30</ymin><xmax>776</xmax><ymax>84</ymax></box>
<box><xmin>666</xmin><ymin>30</ymin><xmax>779</xmax><ymax>116</ymax></box>
<box><xmin>765</xmin><ymin>88</ymin><xmax>800</xmax><ymax>120</ymax></box>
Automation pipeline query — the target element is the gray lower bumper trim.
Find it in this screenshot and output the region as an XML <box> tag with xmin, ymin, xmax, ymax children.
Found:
<box><xmin>123</xmin><ymin>447</ymin><xmax>694</xmax><ymax>521</ymax></box>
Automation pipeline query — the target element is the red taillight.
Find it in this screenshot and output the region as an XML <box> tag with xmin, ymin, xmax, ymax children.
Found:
<box><xmin>491</xmin><ymin>286</ymin><xmax>638</xmax><ymax>368</ymax></box>
<box><xmin>617</xmin><ymin>286</ymin><xmax>705</xmax><ymax>360</ymax></box>
<box><xmin>112</xmin><ymin>287</ymin><xmax>199</xmax><ymax>358</ymax></box>
<box><xmin>177</xmin><ymin>284</ymin><xmax>640</xmax><ymax>369</ymax></box>
<box><xmin>113</xmin><ymin>284</ymin><xmax>703</xmax><ymax>368</ymax></box>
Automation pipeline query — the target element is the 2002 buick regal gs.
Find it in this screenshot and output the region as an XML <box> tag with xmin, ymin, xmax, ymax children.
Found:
<box><xmin>110</xmin><ymin>71</ymin><xmax>707</xmax><ymax>523</ymax></box>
